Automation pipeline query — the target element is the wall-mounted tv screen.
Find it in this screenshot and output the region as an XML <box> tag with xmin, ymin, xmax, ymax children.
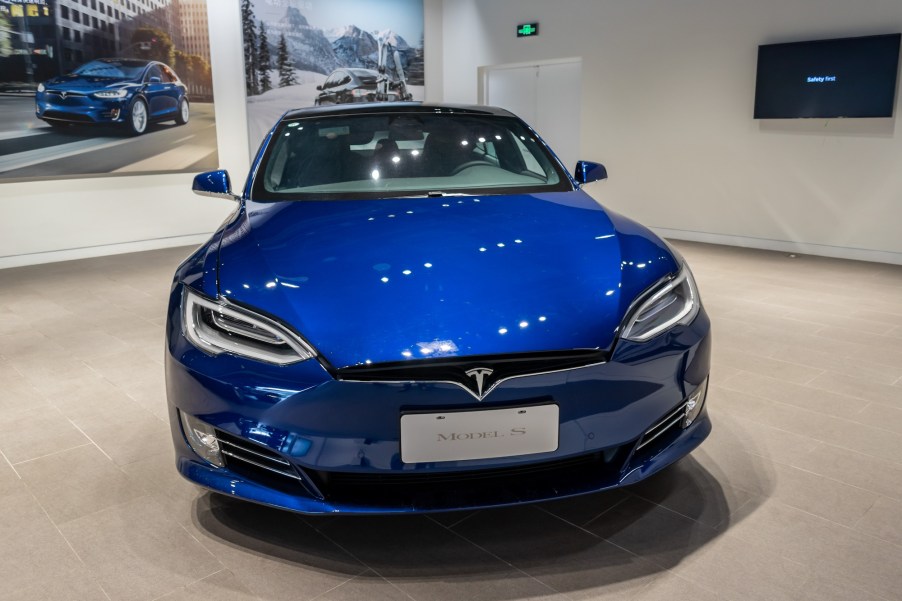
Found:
<box><xmin>754</xmin><ymin>33</ymin><xmax>901</xmax><ymax>119</ymax></box>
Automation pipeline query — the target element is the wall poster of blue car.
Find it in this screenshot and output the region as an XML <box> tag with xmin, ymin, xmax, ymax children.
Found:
<box><xmin>0</xmin><ymin>0</ymin><xmax>218</xmax><ymax>182</ymax></box>
<box><xmin>240</xmin><ymin>0</ymin><xmax>425</xmax><ymax>153</ymax></box>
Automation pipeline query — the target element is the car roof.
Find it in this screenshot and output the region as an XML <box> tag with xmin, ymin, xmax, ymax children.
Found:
<box><xmin>97</xmin><ymin>58</ymin><xmax>152</xmax><ymax>67</ymax></box>
<box><xmin>282</xmin><ymin>102</ymin><xmax>518</xmax><ymax>120</ymax></box>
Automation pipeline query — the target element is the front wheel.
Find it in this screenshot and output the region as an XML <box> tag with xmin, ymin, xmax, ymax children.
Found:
<box><xmin>127</xmin><ymin>98</ymin><xmax>148</xmax><ymax>136</ymax></box>
<box><xmin>175</xmin><ymin>97</ymin><xmax>189</xmax><ymax>125</ymax></box>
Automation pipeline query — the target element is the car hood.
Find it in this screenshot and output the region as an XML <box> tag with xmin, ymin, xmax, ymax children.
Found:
<box><xmin>217</xmin><ymin>191</ymin><xmax>677</xmax><ymax>368</ymax></box>
<box><xmin>43</xmin><ymin>75</ymin><xmax>135</xmax><ymax>91</ymax></box>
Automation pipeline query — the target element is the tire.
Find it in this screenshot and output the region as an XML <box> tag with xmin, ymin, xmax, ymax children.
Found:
<box><xmin>127</xmin><ymin>98</ymin><xmax>148</xmax><ymax>136</ymax></box>
<box><xmin>175</xmin><ymin>97</ymin><xmax>189</xmax><ymax>125</ymax></box>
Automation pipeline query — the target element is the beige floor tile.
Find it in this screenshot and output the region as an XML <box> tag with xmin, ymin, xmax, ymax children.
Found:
<box><xmin>51</xmin><ymin>329</ymin><xmax>133</xmax><ymax>361</ymax></box>
<box><xmin>714</xmin><ymin>382</ymin><xmax>902</xmax><ymax>464</ymax></box>
<box><xmin>814</xmin><ymin>325</ymin><xmax>902</xmax><ymax>354</ymax></box>
<box><xmin>807</xmin><ymin>371</ymin><xmax>902</xmax><ymax>409</ymax></box>
<box><xmin>536</xmin><ymin>488</ymin><xmax>631</xmax><ymax>527</ymax></box>
<box><xmin>7</xmin><ymin>350</ymin><xmax>93</xmax><ymax>384</ymax></box>
<box><xmin>780</xmin><ymin>307</ymin><xmax>895</xmax><ymax>335</ymax></box>
<box><xmin>60</xmin><ymin>496</ymin><xmax>223</xmax><ymax>601</ymax></box>
<box><xmin>851</xmin><ymin>402</ymin><xmax>902</xmax><ymax>435</ymax></box>
<box><xmin>725</xmin><ymin>498</ymin><xmax>902</xmax><ymax>601</ymax></box>
<box><xmin>719</xmin><ymin>371</ymin><xmax>864</xmax><ymax>420</ymax></box>
<box><xmin>313</xmin><ymin>512</ymin><xmax>565</xmax><ymax>601</ymax></box>
<box><xmin>631</xmin><ymin>573</ymin><xmax>724</xmax><ymax>601</ymax></box>
<box><xmin>186</xmin><ymin>495</ymin><xmax>369</xmax><ymax>601</ymax></box>
<box><xmin>853</xmin><ymin>495</ymin><xmax>902</xmax><ymax>547</ymax></box>
<box><xmin>49</xmin><ymin>373</ymin><xmax>137</xmax><ymax>423</ymax></box>
<box><xmin>0</xmin><ymin>567</ymin><xmax>110</xmax><ymax>601</ymax></box>
<box><xmin>769</xmin><ymin>343</ymin><xmax>902</xmax><ymax>386</ymax></box>
<box><xmin>704</xmin><ymin>403</ymin><xmax>821</xmax><ymax>463</ymax></box>
<box><xmin>118</xmin><ymin>374</ymin><xmax>169</xmax><ymax>420</ymax></box>
<box><xmin>0</xmin><ymin>241</ymin><xmax>901</xmax><ymax>601</ymax></box>
<box><xmin>0</xmin><ymin>452</ymin><xmax>19</xmax><ymax>487</ymax></box>
<box><xmin>625</xmin><ymin>458</ymin><xmax>754</xmax><ymax>529</ymax></box>
<box><xmin>584</xmin><ymin>496</ymin><xmax>720</xmax><ymax>571</ymax></box>
<box><xmin>70</xmin><ymin>402</ymin><xmax>170</xmax><ymax>466</ymax></box>
<box><xmin>0</xmin><ymin>405</ymin><xmax>89</xmax><ymax>464</ymax></box>
<box><xmin>669</xmin><ymin>531</ymin><xmax>811</xmax><ymax>601</ymax></box>
<box><xmin>764</xmin><ymin>462</ymin><xmax>879</xmax><ymax>527</ymax></box>
<box><xmin>17</xmin><ymin>443</ymin><xmax>145</xmax><ymax>525</ymax></box>
<box><xmin>120</xmin><ymin>450</ymin><xmax>206</xmax><ymax>526</ymax></box>
<box><xmin>712</xmin><ymin>347</ymin><xmax>823</xmax><ymax>385</ymax></box>
<box><xmin>153</xmin><ymin>570</ymin><xmax>260</xmax><ymax>601</ymax></box>
<box><xmin>791</xmin><ymin>443</ymin><xmax>902</xmax><ymax>501</ymax></box>
<box><xmin>451</xmin><ymin>505</ymin><xmax>661</xmax><ymax>600</ymax></box>
<box><xmin>796</xmin><ymin>578</ymin><xmax>891</xmax><ymax>601</ymax></box>
<box><xmin>0</xmin><ymin>374</ymin><xmax>51</xmax><ymax>418</ymax></box>
<box><xmin>308</xmin><ymin>571</ymin><xmax>414</xmax><ymax>601</ymax></box>
<box><xmin>0</xmin><ymin>482</ymin><xmax>84</xmax><ymax>594</ymax></box>
<box><xmin>82</xmin><ymin>350</ymin><xmax>164</xmax><ymax>388</ymax></box>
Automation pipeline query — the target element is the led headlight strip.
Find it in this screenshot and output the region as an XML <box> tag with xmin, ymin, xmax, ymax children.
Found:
<box><xmin>182</xmin><ymin>288</ymin><xmax>316</xmax><ymax>365</ymax></box>
<box><xmin>93</xmin><ymin>88</ymin><xmax>129</xmax><ymax>99</ymax></box>
<box><xmin>620</xmin><ymin>264</ymin><xmax>700</xmax><ymax>342</ymax></box>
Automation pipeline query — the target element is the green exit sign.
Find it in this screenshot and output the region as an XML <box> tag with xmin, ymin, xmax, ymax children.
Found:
<box><xmin>516</xmin><ymin>22</ymin><xmax>539</xmax><ymax>37</ymax></box>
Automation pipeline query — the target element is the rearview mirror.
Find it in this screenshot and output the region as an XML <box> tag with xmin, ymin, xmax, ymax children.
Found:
<box><xmin>149</xmin><ymin>76</ymin><xmax>162</xmax><ymax>84</ymax></box>
<box><xmin>574</xmin><ymin>161</ymin><xmax>607</xmax><ymax>185</ymax></box>
<box><xmin>192</xmin><ymin>170</ymin><xmax>239</xmax><ymax>202</ymax></box>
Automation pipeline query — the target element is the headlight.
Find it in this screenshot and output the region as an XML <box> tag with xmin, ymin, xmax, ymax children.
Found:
<box><xmin>181</xmin><ymin>288</ymin><xmax>316</xmax><ymax>365</ymax></box>
<box><xmin>93</xmin><ymin>88</ymin><xmax>129</xmax><ymax>99</ymax></box>
<box><xmin>620</xmin><ymin>264</ymin><xmax>700</xmax><ymax>342</ymax></box>
<box><xmin>37</xmin><ymin>83</ymin><xmax>45</xmax><ymax>93</ymax></box>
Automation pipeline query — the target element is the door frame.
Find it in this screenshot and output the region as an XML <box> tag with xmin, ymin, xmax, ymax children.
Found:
<box><xmin>477</xmin><ymin>56</ymin><xmax>582</xmax><ymax>106</ymax></box>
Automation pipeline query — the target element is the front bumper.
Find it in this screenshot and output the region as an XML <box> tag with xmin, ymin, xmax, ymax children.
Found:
<box><xmin>35</xmin><ymin>92</ymin><xmax>128</xmax><ymax>124</ymax></box>
<box><xmin>166</xmin><ymin>299</ymin><xmax>711</xmax><ymax>514</ymax></box>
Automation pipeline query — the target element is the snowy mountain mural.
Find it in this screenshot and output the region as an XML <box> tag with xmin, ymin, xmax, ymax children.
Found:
<box><xmin>268</xmin><ymin>7</ymin><xmax>341</xmax><ymax>75</ymax></box>
<box><xmin>331</xmin><ymin>25</ymin><xmax>379</xmax><ymax>69</ymax></box>
<box><xmin>240</xmin><ymin>0</ymin><xmax>425</xmax><ymax>153</ymax></box>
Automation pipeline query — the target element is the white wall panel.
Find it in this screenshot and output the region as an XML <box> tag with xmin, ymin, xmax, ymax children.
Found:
<box><xmin>0</xmin><ymin>0</ymin><xmax>444</xmax><ymax>269</ymax></box>
<box><xmin>443</xmin><ymin>0</ymin><xmax>902</xmax><ymax>264</ymax></box>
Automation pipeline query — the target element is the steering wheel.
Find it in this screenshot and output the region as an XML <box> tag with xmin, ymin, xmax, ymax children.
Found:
<box><xmin>450</xmin><ymin>161</ymin><xmax>489</xmax><ymax>175</ymax></box>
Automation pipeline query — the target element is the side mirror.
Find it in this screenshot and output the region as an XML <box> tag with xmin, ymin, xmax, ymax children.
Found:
<box><xmin>149</xmin><ymin>76</ymin><xmax>162</xmax><ymax>84</ymax></box>
<box><xmin>316</xmin><ymin>85</ymin><xmax>323</xmax><ymax>91</ymax></box>
<box><xmin>574</xmin><ymin>160</ymin><xmax>607</xmax><ymax>185</ymax></box>
<box><xmin>192</xmin><ymin>170</ymin><xmax>239</xmax><ymax>202</ymax></box>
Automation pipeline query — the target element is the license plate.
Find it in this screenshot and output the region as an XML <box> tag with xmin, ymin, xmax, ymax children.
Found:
<box><xmin>400</xmin><ymin>404</ymin><xmax>559</xmax><ymax>463</ymax></box>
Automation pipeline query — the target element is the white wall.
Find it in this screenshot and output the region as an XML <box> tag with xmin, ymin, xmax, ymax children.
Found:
<box><xmin>5</xmin><ymin>0</ymin><xmax>899</xmax><ymax>268</ymax></box>
<box><xmin>0</xmin><ymin>0</ymin><xmax>445</xmax><ymax>270</ymax></box>
<box><xmin>0</xmin><ymin>6</ymin><xmax>248</xmax><ymax>270</ymax></box>
<box><xmin>442</xmin><ymin>0</ymin><xmax>902</xmax><ymax>264</ymax></box>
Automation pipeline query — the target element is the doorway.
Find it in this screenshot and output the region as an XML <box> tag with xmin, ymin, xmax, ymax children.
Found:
<box><xmin>479</xmin><ymin>58</ymin><xmax>582</xmax><ymax>174</ymax></box>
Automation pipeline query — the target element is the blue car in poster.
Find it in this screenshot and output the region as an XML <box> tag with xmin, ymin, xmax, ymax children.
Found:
<box><xmin>167</xmin><ymin>103</ymin><xmax>711</xmax><ymax>514</ymax></box>
<box><xmin>35</xmin><ymin>58</ymin><xmax>189</xmax><ymax>135</ymax></box>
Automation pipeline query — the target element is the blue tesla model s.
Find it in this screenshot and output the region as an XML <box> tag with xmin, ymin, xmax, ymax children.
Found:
<box><xmin>35</xmin><ymin>58</ymin><xmax>189</xmax><ymax>135</ymax></box>
<box><xmin>167</xmin><ymin>103</ymin><xmax>711</xmax><ymax>514</ymax></box>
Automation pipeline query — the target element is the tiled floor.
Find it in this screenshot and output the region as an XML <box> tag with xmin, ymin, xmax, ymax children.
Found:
<box><xmin>1</xmin><ymin>241</ymin><xmax>901</xmax><ymax>601</ymax></box>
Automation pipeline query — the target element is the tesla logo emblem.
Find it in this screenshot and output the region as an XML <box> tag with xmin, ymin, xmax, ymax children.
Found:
<box><xmin>465</xmin><ymin>368</ymin><xmax>494</xmax><ymax>399</ymax></box>
<box><xmin>59</xmin><ymin>92</ymin><xmax>68</xmax><ymax>100</ymax></box>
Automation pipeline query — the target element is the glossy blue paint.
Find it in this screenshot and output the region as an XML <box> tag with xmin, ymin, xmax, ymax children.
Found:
<box><xmin>192</xmin><ymin>170</ymin><xmax>234</xmax><ymax>198</ymax></box>
<box><xmin>217</xmin><ymin>191</ymin><xmax>677</xmax><ymax>368</ymax></box>
<box><xmin>166</xmin><ymin>102</ymin><xmax>711</xmax><ymax>514</ymax></box>
<box><xmin>574</xmin><ymin>160</ymin><xmax>608</xmax><ymax>185</ymax></box>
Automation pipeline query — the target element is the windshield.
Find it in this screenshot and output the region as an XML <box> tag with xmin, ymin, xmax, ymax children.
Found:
<box><xmin>252</xmin><ymin>112</ymin><xmax>573</xmax><ymax>200</ymax></box>
<box><xmin>72</xmin><ymin>60</ymin><xmax>146</xmax><ymax>79</ymax></box>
